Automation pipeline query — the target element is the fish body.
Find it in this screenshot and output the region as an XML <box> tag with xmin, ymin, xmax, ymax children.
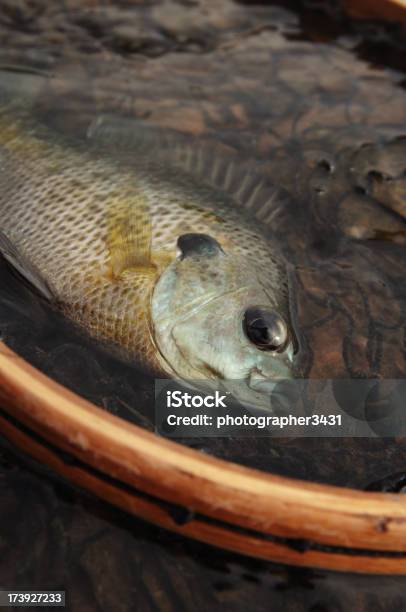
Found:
<box><xmin>0</xmin><ymin>107</ymin><xmax>296</xmax><ymax>399</ymax></box>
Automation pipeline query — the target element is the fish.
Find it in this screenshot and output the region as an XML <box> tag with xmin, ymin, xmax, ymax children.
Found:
<box><xmin>0</xmin><ymin>105</ymin><xmax>297</xmax><ymax>407</ymax></box>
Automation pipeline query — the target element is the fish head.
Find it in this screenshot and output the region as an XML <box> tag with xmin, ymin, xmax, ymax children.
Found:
<box><xmin>152</xmin><ymin>233</ymin><xmax>297</xmax><ymax>403</ymax></box>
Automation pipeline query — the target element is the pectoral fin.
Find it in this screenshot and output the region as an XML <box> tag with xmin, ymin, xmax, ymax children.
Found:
<box><xmin>0</xmin><ymin>230</ymin><xmax>54</xmax><ymax>300</ymax></box>
<box><xmin>106</xmin><ymin>193</ymin><xmax>155</xmax><ymax>279</ymax></box>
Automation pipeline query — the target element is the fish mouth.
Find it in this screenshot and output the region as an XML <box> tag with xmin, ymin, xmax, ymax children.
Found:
<box><xmin>248</xmin><ymin>343</ymin><xmax>294</xmax><ymax>390</ymax></box>
<box><xmin>246</xmin><ymin>343</ymin><xmax>294</xmax><ymax>407</ymax></box>
<box><xmin>248</xmin><ymin>374</ymin><xmax>279</xmax><ymax>395</ymax></box>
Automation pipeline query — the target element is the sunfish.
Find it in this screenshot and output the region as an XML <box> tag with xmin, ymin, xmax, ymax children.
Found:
<box><xmin>0</xmin><ymin>107</ymin><xmax>297</xmax><ymax>406</ymax></box>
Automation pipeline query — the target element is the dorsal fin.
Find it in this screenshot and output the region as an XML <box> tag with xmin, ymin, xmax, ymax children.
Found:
<box><xmin>87</xmin><ymin>115</ymin><xmax>291</xmax><ymax>228</ymax></box>
<box><xmin>170</xmin><ymin>141</ymin><xmax>291</xmax><ymax>226</ymax></box>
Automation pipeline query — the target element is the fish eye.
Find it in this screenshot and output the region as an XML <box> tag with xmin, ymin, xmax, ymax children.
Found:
<box><xmin>243</xmin><ymin>307</ymin><xmax>289</xmax><ymax>352</ymax></box>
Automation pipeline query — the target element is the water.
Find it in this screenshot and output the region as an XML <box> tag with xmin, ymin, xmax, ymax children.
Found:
<box><xmin>0</xmin><ymin>2</ymin><xmax>406</xmax><ymax>606</ymax></box>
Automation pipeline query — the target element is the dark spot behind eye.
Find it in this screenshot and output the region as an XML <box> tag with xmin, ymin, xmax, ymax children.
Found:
<box><xmin>177</xmin><ymin>233</ymin><xmax>224</xmax><ymax>259</ymax></box>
